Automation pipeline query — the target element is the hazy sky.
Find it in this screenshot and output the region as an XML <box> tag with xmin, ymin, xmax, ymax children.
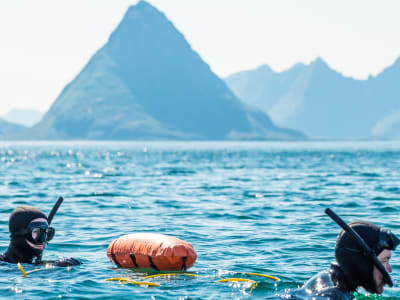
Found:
<box><xmin>1</xmin><ymin>0</ymin><xmax>400</xmax><ymax>115</ymax></box>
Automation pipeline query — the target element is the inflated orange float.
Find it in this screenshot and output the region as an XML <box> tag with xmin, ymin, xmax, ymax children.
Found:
<box><xmin>107</xmin><ymin>233</ymin><xmax>197</xmax><ymax>271</ymax></box>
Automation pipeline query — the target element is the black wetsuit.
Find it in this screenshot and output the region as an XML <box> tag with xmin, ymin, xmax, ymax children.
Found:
<box><xmin>283</xmin><ymin>264</ymin><xmax>353</xmax><ymax>300</ymax></box>
<box><xmin>0</xmin><ymin>251</ymin><xmax>22</xmax><ymax>263</ymax></box>
<box><xmin>0</xmin><ymin>250</ymin><xmax>80</xmax><ymax>267</ymax></box>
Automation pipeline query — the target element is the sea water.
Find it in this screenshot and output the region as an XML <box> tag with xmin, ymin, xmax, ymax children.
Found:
<box><xmin>0</xmin><ymin>141</ymin><xmax>399</xmax><ymax>299</ymax></box>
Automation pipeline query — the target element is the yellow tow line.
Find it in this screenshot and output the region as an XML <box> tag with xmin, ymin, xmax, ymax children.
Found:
<box><xmin>143</xmin><ymin>273</ymin><xmax>197</xmax><ymax>279</ymax></box>
<box><xmin>105</xmin><ymin>277</ymin><xmax>160</xmax><ymax>287</ymax></box>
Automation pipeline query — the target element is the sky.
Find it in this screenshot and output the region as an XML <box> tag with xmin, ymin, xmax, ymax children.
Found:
<box><xmin>1</xmin><ymin>0</ymin><xmax>400</xmax><ymax>115</ymax></box>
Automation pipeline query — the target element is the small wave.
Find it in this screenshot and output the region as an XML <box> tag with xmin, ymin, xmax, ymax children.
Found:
<box><xmin>324</xmin><ymin>182</ymin><xmax>352</xmax><ymax>187</ymax></box>
<box><xmin>340</xmin><ymin>202</ymin><xmax>361</xmax><ymax>208</ymax></box>
<box><xmin>228</xmin><ymin>177</ymin><xmax>251</xmax><ymax>182</ymax></box>
<box><xmin>359</xmin><ymin>172</ymin><xmax>381</xmax><ymax>177</ymax></box>
<box><xmin>243</xmin><ymin>191</ymin><xmax>279</xmax><ymax>198</ymax></box>
<box><xmin>385</xmin><ymin>187</ymin><xmax>400</xmax><ymax>193</ymax></box>
<box><xmin>73</xmin><ymin>192</ymin><xmax>123</xmax><ymax>198</ymax></box>
<box><xmin>163</xmin><ymin>168</ymin><xmax>196</xmax><ymax>175</ymax></box>
<box><xmin>379</xmin><ymin>206</ymin><xmax>398</xmax><ymax>212</ymax></box>
<box><xmin>202</xmin><ymin>185</ymin><xmax>234</xmax><ymax>191</ymax></box>
<box><xmin>0</xmin><ymin>194</ymin><xmax>26</xmax><ymax>198</ymax></box>
<box><xmin>237</xmin><ymin>214</ymin><xmax>264</xmax><ymax>220</ymax></box>
<box><xmin>373</xmin><ymin>196</ymin><xmax>393</xmax><ymax>201</ymax></box>
<box><xmin>6</xmin><ymin>181</ymin><xmax>21</xmax><ymax>186</ymax></box>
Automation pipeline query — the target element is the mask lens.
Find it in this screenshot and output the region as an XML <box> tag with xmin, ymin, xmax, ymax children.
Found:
<box><xmin>46</xmin><ymin>227</ymin><xmax>55</xmax><ymax>242</ymax></box>
<box><xmin>31</xmin><ymin>228</ymin><xmax>41</xmax><ymax>241</ymax></box>
<box><xmin>28</xmin><ymin>222</ymin><xmax>55</xmax><ymax>244</ymax></box>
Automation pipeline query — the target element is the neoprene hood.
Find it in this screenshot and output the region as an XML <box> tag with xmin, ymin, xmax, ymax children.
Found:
<box><xmin>335</xmin><ymin>221</ymin><xmax>398</xmax><ymax>293</ymax></box>
<box><xmin>7</xmin><ymin>206</ymin><xmax>48</xmax><ymax>263</ymax></box>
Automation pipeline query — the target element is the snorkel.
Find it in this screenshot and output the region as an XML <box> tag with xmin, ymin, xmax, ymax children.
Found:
<box><xmin>47</xmin><ymin>196</ymin><xmax>64</xmax><ymax>225</ymax></box>
<box><xmin>35</xmin><ymin>196</ymin><xmax>64</xmax><ymax>263</ymax></box>
<box><xmin>325</xmin><ymin>208</ymin><xmax>400</xmax><ymax>288</ymax></box>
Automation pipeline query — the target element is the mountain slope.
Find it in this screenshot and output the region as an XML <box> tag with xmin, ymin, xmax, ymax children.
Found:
<box><xmin>0</xmin><ymin>118</ymin><xmax>27</xmax><ymax>139</ymax></box>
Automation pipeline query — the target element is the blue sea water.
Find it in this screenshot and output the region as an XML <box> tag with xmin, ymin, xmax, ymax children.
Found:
<box><xmin>1</xmin><ymin>141</ymin><xmax>400</xmax><ymax>299</ymax></box>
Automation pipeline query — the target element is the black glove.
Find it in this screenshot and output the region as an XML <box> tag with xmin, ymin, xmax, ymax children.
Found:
<box><xmin>55</xmin><ymin>257</ymin><xmax>82</xmax><ymax>267</ymax></box>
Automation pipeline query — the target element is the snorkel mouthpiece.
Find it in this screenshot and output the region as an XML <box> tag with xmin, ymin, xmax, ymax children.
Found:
<box><xmin>325</xmin><ymin>208</ymin><xmax>396</xmax><ymax>287</ymax></box>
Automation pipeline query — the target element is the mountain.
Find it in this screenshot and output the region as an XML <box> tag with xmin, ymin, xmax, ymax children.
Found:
<box><xmin>368</xmin><ymin>57</ymin><xmax>400</xmax><ymax>139</ymax></box>
<box><xmin>24</xmin><ymin>1</ymin><xmax>303</xmax><ymax>141</ymax></box>
<box><xmin>2</xmin><ymin>108</ymin><xmax>43</xmax><ymax>127</ymax></box>
<box><xmin>226</xmin><ymin>63</ymin><xmax>307</xmax><ymax>112</ymax></box>
<box><xmin>371</xmin><ymin>111</ymin><xmax>400</xmax><ymax>139</ymax></box>
<box><xmin>0</xmin><ymin>118</ymin><xmax>26</xmax><ymax>138</ymax></box>
<box><xmin>226</xmin><ymin>57</ymin><xmax>400</xmax><ymax>140</ymax></box>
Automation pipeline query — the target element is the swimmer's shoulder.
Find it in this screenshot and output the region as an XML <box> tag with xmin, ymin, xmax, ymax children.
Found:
<box><xmin>314</xmin><ymin>286</ymin><xmax>353</xmax><ymax>300</ymax></box>
<box><xmin>0</xmin><ymin>252</ymin><xmax>13</xmax><ymax>263</ymax></box>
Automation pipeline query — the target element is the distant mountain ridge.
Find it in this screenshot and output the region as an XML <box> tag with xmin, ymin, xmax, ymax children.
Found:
<box><xmin>226</xmin><ymin>57</ymin><xmax>400</xmax><ymax>139</ymax></box>
<box><xmin>22</xmin><ymin>1</ymin><xmax>303</xmax><ymax>141</ymax></box>
<box><xmin>2</xmin><ymin>108</ymin><xmax>43</xmax><ymax>127</ymax></box>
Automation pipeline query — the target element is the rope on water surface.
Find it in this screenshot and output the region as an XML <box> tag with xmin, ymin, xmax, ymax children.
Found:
<box><xmin>105</xmin><ymin>277</ymin><xmax>160</xmax><ymax>287</ymax></box>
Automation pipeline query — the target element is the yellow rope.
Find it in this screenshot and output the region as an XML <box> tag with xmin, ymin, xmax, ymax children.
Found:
<box><xmin>143</xmin><ymin>273</ymin><xmax>197</xmax><ymax>279</ymax></box>
<box><xmin>105</xmin><ymin>277</ymin><xmax>160</xmax><ymax>287</ymax></box>
<box><xmin>217</xmin><ymin>278</ymin><xmax>258</xmax><ymax>291</ymax></box>
<box><xmin>217</xmin><ymin>278</ymin><xmax>255</xmax><ymax>283</ymax></box>
<box><xmin>246</xmin><ymin>272</ymin><xmax>280</xmax><ymax>282</ymax></box>
<box><xmin>17</xmin><ymin>263</ymin><xmax>27</xmax><ymax>278</ymax></box>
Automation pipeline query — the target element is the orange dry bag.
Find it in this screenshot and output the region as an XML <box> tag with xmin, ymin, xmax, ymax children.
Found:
<box><xmin>107</xmin><ymin>233</ymin><xmax>197</xmax><ymax>271</ymax></box>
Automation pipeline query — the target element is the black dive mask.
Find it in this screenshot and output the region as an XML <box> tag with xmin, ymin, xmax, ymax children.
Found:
<box><xmin>12</xmin><ymin>222</ymin><xmax>55</xmax><ymax>244</ymax></box>
<box><xmin>341</xmin><ymin>228</ymin><xmax>400</xmax><ymax>255</ymax></box>
<box><xmin>375</xmin><ymin>229</ymin><xmax>400</xmax><ymax>254</ymax></box>
<box><xmin>326</xmin><ymin>208</ymin><xmax>399</xmax><ymax>288</ymax></box>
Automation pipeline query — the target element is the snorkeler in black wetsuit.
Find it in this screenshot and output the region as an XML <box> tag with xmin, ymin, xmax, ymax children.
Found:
<box><xmin>0</xmin><ymin>205</ymin><xmax>81</xmax><ymax>267</ymax></box>
<box><xmin>285</xmin><ymin>209</ymin><xmax>399</xmax><ymax>299</ymax></box>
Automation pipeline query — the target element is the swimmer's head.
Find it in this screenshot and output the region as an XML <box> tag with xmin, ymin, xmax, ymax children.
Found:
<box><xmin>8</xmin><ymin>206</ymin><xmax>54</xmax><ymax>262</ymax></box>
<box><xmin>335</xmin><ymin>221</ymin><xmax>399</xmax><ymax>294</ymax></box>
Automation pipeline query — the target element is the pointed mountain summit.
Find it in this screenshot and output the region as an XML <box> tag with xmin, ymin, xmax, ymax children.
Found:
<box><xmin>309</xmin><ymin>57</ymin><xmax>329</xmax><ymax>69</ymax></box>
<box><xmin>26</xmin><ymin>1</ymin><xmax>302</xmax><ymax>140</ymax></box>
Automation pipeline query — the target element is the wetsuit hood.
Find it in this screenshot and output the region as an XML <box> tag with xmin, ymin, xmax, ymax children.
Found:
<box><xmin>330</xmin><ymin>262</ymin><xmax>355</xmax><ymax>293</ymax></box>
<box><xmin>6</xmin><ymin>206</ymin><xmax>48</xmax><ymax>263</ymax></box>
<box><xmin>335</xmin><ymin>221</ymin><xmax>393</xmax><ymax>294</ymax></box>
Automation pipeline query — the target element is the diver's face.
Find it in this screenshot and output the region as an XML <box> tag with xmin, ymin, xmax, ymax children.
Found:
<box><xmin>25</xmin><ymin>218</ymin><xmax>48</xmax><ymax>251</ymax></box>
<box><xmin>373</xmin><ymin>249</ymin><xmax>392</xmax><ymax>294</ymax></box>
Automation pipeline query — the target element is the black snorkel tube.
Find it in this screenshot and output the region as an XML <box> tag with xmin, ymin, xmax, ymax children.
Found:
<box><xmin>36</xmin><ymin>196</ymin><xmax>64</xmax><ymax>263</ymax></box>
<box><xmin>47</xmin><ymin>196</ymin><xmax>64</xmax><ymax>225</ymax></box>
<box><xmin>325</xmin><ymin>208</ymin><xmax>398</xmax><ymax>288</ymax></box>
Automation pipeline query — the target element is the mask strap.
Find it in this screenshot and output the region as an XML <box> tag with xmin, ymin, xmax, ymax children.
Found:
<box><xmin>325</xmin><ymin>208</ymin><xmax>393</xmax><ymax>287</ymax></box>
<box><xmin>10</xmin><ymin>229</ymin><xmax>29</xmax><ymax>239</ymax></box>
